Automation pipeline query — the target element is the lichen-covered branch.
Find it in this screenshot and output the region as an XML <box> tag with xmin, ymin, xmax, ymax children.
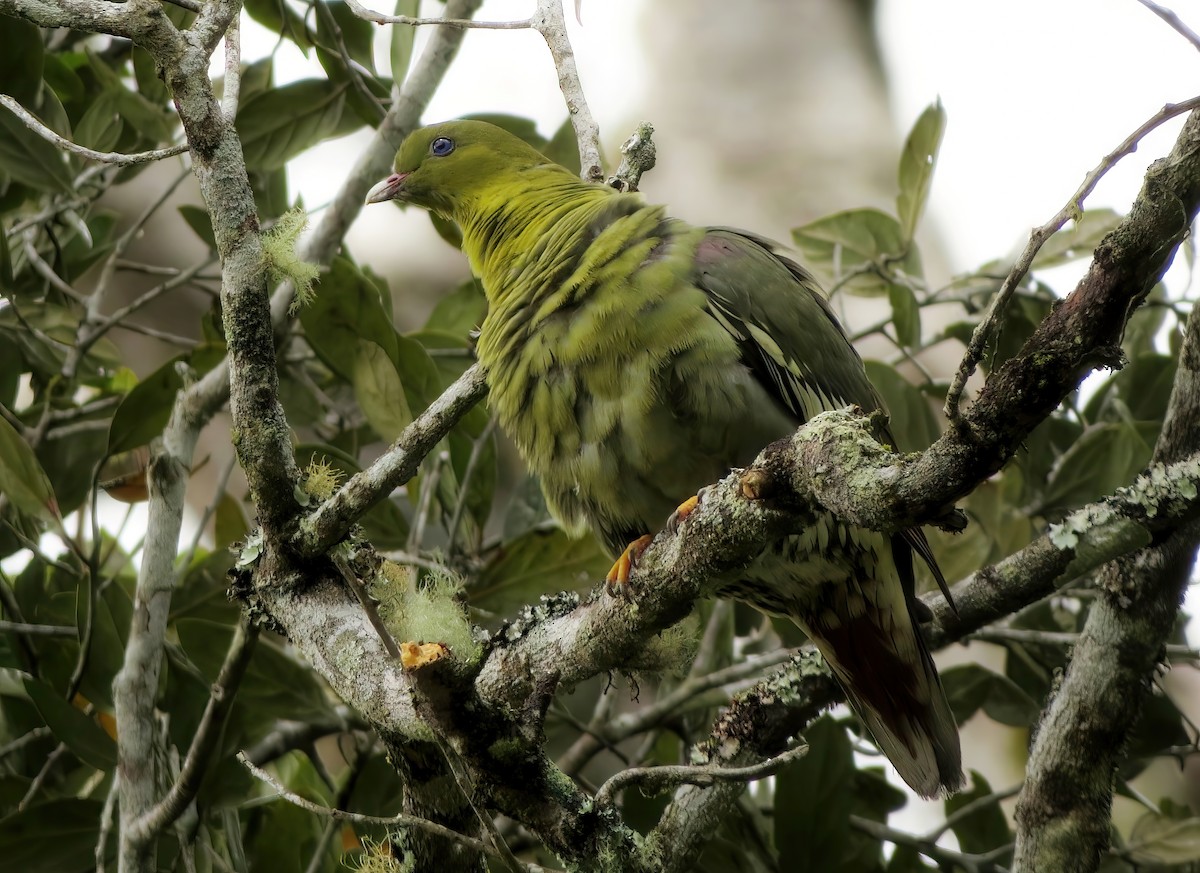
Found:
<box><xmin>1013</xmin><ymin>159</ymin><xmax>1200</xmax><ymax>869</ymax></box>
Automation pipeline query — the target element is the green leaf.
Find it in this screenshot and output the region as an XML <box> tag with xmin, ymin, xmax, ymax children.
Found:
<box><xmin>215</xmin><ymin>493</ymin><xmax>248</xmax><ymax>548</ymax></box>
<box><xmin>72</xmin><ymin>91</ymin><xmax>123</xmax><ymax>152</ymax></box>
<box><xmin>0</xmin><ymin>107</ymin><xmax>74</xmax><ymax>193</ymax></box>
<box><xmin>1127</xmin><ymin>813</ymin><xmax>1200</xmax><ymax>864</ymax></box>
<box><xmin>0</xmin><ymin>415</ymin><xmax>57</xmax><ymax>521</ymax></box>
<box><xmin>352</xmin><ymin>339</ymin><xmax>412</xmax><ymax>442</ymax></box>
<box><xmin>775</xmin><ymin>717</ymin><xmax>853</xmax><ymax>869</ymax></box>
<box><xmin>1032</xmin><ymin>208</ymin><xmax>1123</xmax><ymax>268</ymax></box>
<box><xmin>0</xmin><ymin>798</ymin><xmax>109</xmax><ymax>872</ymax></box>
<box><xmin>946</xmin><ymin>770</ymin><xmax>1012</xmax><ymax>855</ymax></box>
<box><xmin>243</xmin><ymin>0</ymin><xmax>312</xmax><ymax>49</ymax></box>
<box><xmin>300</xmin><ymin>256</ymin><xmax>398</xmax><ymax>381</ymax></box>
<box><xmin>106</xmin><ymin>355</ymin><xmax>183</xmax><ymax>455</ymax></box>
<box><xmin>237</xmin><ymin>79</ymin><xmax>354</xmax><ymax>172</ymax></box>
<box><xmin>425</xmin><ymin>279</ymin><xmax>487</xmax><ymax>339</ymax></box>
<box><xmin>1039</xmin><ymin>422</ymin><xmax>1152</xmax><ymax>517</ymax></box>
<box><xmin>792</xmin><ymin>209</ymin><xmax>922</xmax><ymax>297</ymax></box>
<box><xmin>862</xmin><ymin>361</ymin><xmax>938</xmax><ymax>451</ymax></box>
<box><xmin>316</xmin><ymin>1</ymin><xmax>377</xmax><ymax>73</ymax></box>
<box><xmin>0</xmin><ymin>18</ymin><xmax>43</xmax><ymax>106</ymax></box>
<box><xmin>178</xmin><ymin>204</ymin><xmax>216</xmax><ymax>250</ymax></box>
<box><xmin>24</xmin><ymin>679</ymin><xmax>116</xmax><ymax>770</ymax></box>
<box><xmin>888</xmin><ymin>282</ymin><xmax>921</xmax><ymax>348</ymax></box>
<box><xmin>940</xmin><ymin>664</ymin><xmax>1040</xmax><ymax>727</ymax></box>
<box><xmin>543</xmin><ymin>116</ymin><xmax>582</xmax><ymax>176</ymax></box>
<box><xmin>176</xmin><ymin>619</ymin><xmax>331</xmax><ymax>723</ymax></box>
<box><xmin>472</xmin><ymin>528</ymin><xmax>609</xmax><ymax>616</ymax></box>
<box><xmin>132</xmin><ymin>46</ymin><xmax>171</xmax><ymax>108</ymax></box>
<box><xmin>389</xmin><ymin>0</ymin><xmax>420</xmax><ymax>81</ymax></box>
<box><xmin>896</xmin><ymin>98</ymin><xmax>946</xmax><ymax>243</ymax></box>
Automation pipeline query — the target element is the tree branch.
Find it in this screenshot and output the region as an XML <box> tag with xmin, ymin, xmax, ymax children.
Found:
<box><xmin>531</xmin><ymin>0</ymin><xmax>603</xmax><ymax>180</ymax></box>
<box><xmin>0</xmin><ymin>95</ymin><xmax>189</xmax><ymax>165</ymax></box>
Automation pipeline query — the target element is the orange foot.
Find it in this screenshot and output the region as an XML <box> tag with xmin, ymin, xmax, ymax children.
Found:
<box><xmin>666</xmin><ymin>493</ymin><xmax>701</xmax><ymax>535</ymax></box>
<box><xmin>605</xmin><ymin>534</ymin><xmax>654</xmax><ymax>599</ymax></box>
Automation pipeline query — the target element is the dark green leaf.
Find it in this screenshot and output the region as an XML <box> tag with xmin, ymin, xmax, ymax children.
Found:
<box><xmin>941</xmin><ymin>664</ymin><xmax>1040</xmax><ymax>727</ymax></box>
<box><xmin>132</xmin><ymin>46</ymin><xmax>171</xmax><ymax>108</ymax></box>
<box><xmin>473</xmin><ymin>528</ymin><xmax>609</xmax><ymax>615</ymax></box>
<box><xmin>294</xmin><ymin>442</ymin><xmax>410</xmax><ymax>548</ymax></box>
<box><xmin>775</xmin><ymin>717</ymin><xmax>853</xmax><ymax>869</ymax></box>
<box><xmin>176</xmin><ymin>619</ymin><xmax>332</xmax><ymax>724</ymax></box>
<box><xmin>0</xmin><ymin>415</ymin><xmax>57</xmax><ymax>521</ymax></box>
<box><xmin>896</xmin><ymin>98</ymin><xmax>946</xmax><ymax>242</ymax></box>
<box><xmin>106</xmin><ymin>355</ymin><xmax>183</xmax><ymax>455</ymax></box>
<box><xmin>0</xmin><ymin>18</ymin><xmax>43</xmax><ymax>105</ymax></box>
<box><xmin>316</xmin><ymin>1</ymin><xmax>377</xmax><ymax>73</ymax></box>
<box><xmin>237</xmin><ymin>79</ymin><xmax>354</xmax><ymax>172</ymax></box>
<box><xmin>0</xmin><ymin>798</ymin><xmax>108</xmax><ymax>872</ymax></box>
<box><xmin>888</xmin><ymin>283</ymin><xmax>921</xmax><ymax>348</ymax></box>
<box><xmin>300</xmin><ymin>256</ymin><xmax>398</xmax><ymax>381</ymax></box>
<box><xmin>0</xmin><ymin>108</ymin><xmax>74</xmax><ymax>193</ymax></box>
<box><xmin>792</xmin><ymin>209</ymin><xmax>922</xmax><ymax>298</ymax></box>
<box><xmin>1039</xmin><ymin>422</ymin><xmax>1152</xmax><ymax>516</ymax></box>
<box><xmin>352</xmin><ymin>339</ymin><xmax>411</xmax><ymax>442</ymax></box>
<box><xmin>72</xmin><ymin>91</ymin><xmax>122</xmax><ymax>152</ymax></box>
<box><xmin>425</xmin><ymin>279</ymin><xmax>487</xmax><ymax>339</ymax></box>
<box><xmin>863</xmin><ymin>361</ymin><xmax>939</xmax><ymax>451</ymax></box>
<box><xmin>461</xmin><ymin>113</ymin><xmax>544</xmax><ymax>149</ymax></box>
<box><xmin>178</xmin><ymin>204</ymin><xmax>216</xmax><ymax>250</ymax></box>
<box><xmin>946</xmin><ymin>770</ymin><xmax>1012</xmax><ymax>855</ymax></box>
<box><xmin>243</xmin><ymin>0</ymin><xmax>312</xmax><ymax>49</ymax></box>
<box><xmin>544</xmin><ymin>116</ymin><xmax>582</xmax><ymax>175</ymax></box>
<box><xmin>24</xmin><ymin>679</ymin><xmax>116</xmax><ymax>770</ymax></box>
<box><xmin>215</xmin><ymin>493</ymin><xmax>248</xmax><ymax>549</ymax></box>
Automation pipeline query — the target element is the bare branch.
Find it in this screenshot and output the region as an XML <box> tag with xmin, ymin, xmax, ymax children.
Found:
<box><xmin>1136</xmin><ymin>0</ymin><xmax>1200</xmax><ymax>53</ymax></box>
<box><xmin>594</xmin><ymin>742</ymin><xmax>808</xmax><ymax>809</ymax></box>
<box><xmin>0</xmin><ymin>620</ymin><xmax>76</xmax><ymax>638</ymax></box>
<box><xmin>607</xmin><ymin>122</ymin><xmax>656</xmax><ymax>193</ymax></box>
<box><xmin>341</xmin><ymin>0</ymin><xmax>530</xmax><ymax>29</ymax></box>
<box><xmin>221</xmin><ymin>15</ymin><xmax>241</xmax><ymax>120</ymax></box>
<box><xmin>944</xmin><ymin>95</ymin><xmax>1200</xmax><ymax>421</ymax></box>
<box><xmin>0</xmin><ymin>95</ymin><xmax>188</xmax><ymax>165</ymax></box>
<box><xmin>297</xmin><ymin>364</ymin><xmax>488</xmax><ymax>556</ymax></box>
<box><xmin>532</xmin><ymin>0</ymin><xmax>603</xmax><ymax>180</ymax></box>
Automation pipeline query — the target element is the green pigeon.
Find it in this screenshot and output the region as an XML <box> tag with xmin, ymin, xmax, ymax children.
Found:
<box><xmin>367</xmin><ymin>120</ymin><xmax>963</xmax><ymax>798</ymax></box>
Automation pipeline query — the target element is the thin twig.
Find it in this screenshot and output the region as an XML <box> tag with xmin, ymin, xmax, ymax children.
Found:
<box><xmin>332</xmin><ymin>551</ymin><xmax>402</xmax><ymax>658</ymax></box>
<box><xmin>531</xmin><ymin>0</ymin><xmax>603</xmax><ymax>181</ymax></box>
<box><xmin>222</xmin><ymin>15</ymin><xmax>240</xmax><ymax>120</ymax></box>
<box><xmin>0</xmin><ymin>95</ymin><xmax>189</xmax><ymax>165</ymax></box>
<box><xmin>236</xmin><ymin>753</ymin><xmax>561</xmax><ymax>872</ymax></box>
<box><xmin>1136</xmin><ymin>0</ymin><xmax>1200</xmax><ymax>53</ymax></box>
<box><xmin>851</xmin><ymin>815</ymin><xmax>1011</xmax><ymax>873</ymax></box>
<box><xmin>594</xmin><ymin>743</ymin><xmax>809</xmax><ymax>809</ymax></box>
<box><xmin>340</xmin><ymin>0</ymin><xmax>530</xmax><ymax>29</ymax></box>
<box><xmin>0</xmin><ymin>620</ymin><xmax>76</xmax><ymax>637</ymax></box>
<box><xmin>446</xmin><ymin>416</ymin><xmax>497</xmax><ymax>552</ymax></box>
<box><xmin>967</xmin><ymin>626</ymin><xmax>1200</xmax><ymax>660</ymax></box>
<box><xmin>944</xmin><ymin>95</ymin><xmax>1200</xmax><ymax>422</ymax></box>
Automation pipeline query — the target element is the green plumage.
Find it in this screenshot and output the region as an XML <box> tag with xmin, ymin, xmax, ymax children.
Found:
<box><xmin>368</xmin><ymin>120</ymin><xmax>963</xmax><ymax>798</ymax></box>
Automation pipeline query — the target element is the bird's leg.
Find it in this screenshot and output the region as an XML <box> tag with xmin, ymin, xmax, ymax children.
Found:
<box><xmin>605</xmin><ymin>492</ymin><xmax>705</xmax><ymax>597</ymax></box>
<box><xmin>605</xmin><ymin>535</ymin><xmax>654</xmax><ymax>597</ymax></box>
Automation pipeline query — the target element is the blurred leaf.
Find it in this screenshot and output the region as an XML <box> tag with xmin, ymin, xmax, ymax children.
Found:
<box><xmin>896</xmin><ymin>98</ymin><xmax>945</xmax><ymax>242</ymax></box>
<box><xmin>941</xmin><ymin>664</ymin><xmax>1040</xmax><ymax>727</ymax></box>
<box><xmin>215</xmin><ymin>493</ymin><xmax>248</xmax><ymax>549</ymax></box>
<box><xmin>863</xmin><ymin>361</ymin><xmax>939</xmax><ymax>451</ymax></box>
<box><xmin>425</xmin><ymin>279</ymin><xmax>487</xmax><ymax>339</ymax></box>
<box><xmin>1039</xmin><ymin>422</ymin><xmax>1151</xmax><ymax>517</ymax></box>
<box><xmin>24</xmin><ymin>679</ymin><xmax>116</xmax><ymax>770</ymax></box>
<box><xmin>888</xmin><ymin>283</ymin><xmax>921</xmax><ymax>348</ymax></box>
<box><xmin>316</xmin><ymin>1</ymin><xmax>376</xmax><ymax>73</ymax></box>
<box><xmin>353</xmin><ymin>339</ymin><xmax>411</xmax><ymax>442</ymax></box>
<box><xmin>462</xmin><ymin>113</ymin><xmax>544</xmax><ymax>149</ymax></box>
<box><xmin>792</xmin><ymin>209</ymin><xmax>922</xmax><ymax>298</ymax></box>
<box><xmin>0</xmin><ymin>415</ymin><xmax>57</xmax><ymax>521</ymax></box>
<box><xmin>0</xmin><ymin>108</ymin><xmax>74</xmax><ymax>193</ymax></box>
<box><xmin>1127</xmin><ymin>813</ymin><xmax>1200</xmax><ymax>864</ymax></box>
<box><xmin>1033</xmin><ymin>208</ymin><xmax>1123</xmax><ymax>269</ymax></box>
<box><xmin>946</xmin><ymin>770</ymin><xmax>1012</xmax><ymax>855</ymax></box>
<box><xmin>389</xmin><ymin>0</ymin><xmax>420</xmax><ymax>81</ymax></box>
<box><xmin>775</xmin><ymin>717</ymin><xmax>852</xmax><ymax>869</ymax></box>
<box><xmin>473</xmin><ymin>529</ymin><xmax>609</xmax><ymax>615</ymax></box>
<box><xmin>106</xmin><ymin>355</ymin><xmax>183</xmax><ymax>455</ymax></box>
<box><xmin>0</xmin><ymin>798</ymin><xmax>108</xmax><ymax>872</ymax></box>
<box><xmin>243</xmin><ymin>0</ymin><xmax>312</xmax><ymax>49</ymax></box>
<box><xmin>176</xmin><ymin>619</ymin><xmax>331</xmax><ymax>724</ymax></box>
<box><xmin>249</xmin><ymin>165</ymin><xmax>290</xmax><ymax>221</ymax></box>
<box><xmin>72</xmin><ymin>91</ymin><xmax>122</xmax><ymax>152</ymax></box>
<box><xmin>178</xmin><ymin>205</ymin><xmax>216</xmax><ymax>250</ymax></box>
<box><xmin>844</xmin><ymin>767</ymin><xmax>907</xmax><ymax>871</ymax></box>
<box><xmin>237</xmin><ymin>79</ymin><xmax>355</xmax><ymax>172</ymax></box>
<box><xmin>1085</xmin><ymin>353</ymin><xmax>1176</xmax><ymax>429</ymax></box>
<box><xmin>544</xmin><ymin>116</ymin><xmax>582</xmax><ymax>175</ymax></box>
<box><xmin>131</xmin><ymin>46</ymin><xmax>171</xmax><ymax>108</ymax></box>
<box><xmin>502</xmin><ymin>474</ymin><xmax>551</xmax><ymax>541</ymax></box>
<box><xmin>301</xmin><ymin>256</ymin><xmax>398</xmax><ymax>382</ymax></box>
<box><xmin>0</xmin><ymin>18</ymin><xmax>43</xmax><ymax>105</ymax></box>
<box><xmin>429</xmin><ymin>212</ymin><xmax>463</xmax><ymax>249</ymax></box>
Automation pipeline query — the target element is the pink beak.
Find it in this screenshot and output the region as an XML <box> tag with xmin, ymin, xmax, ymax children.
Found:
<box><xmin>365</xmin><ymin>172</ymin><xmax>408</xmax><ymax>204</ymax></box>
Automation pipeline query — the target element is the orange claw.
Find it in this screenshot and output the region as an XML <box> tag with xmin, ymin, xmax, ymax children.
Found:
<box><xmin>666</xmin><ymin>494</ymin><xmax>700</xmax><ymax>534</ymax></box>
<box><xmin>605</xmin><ymin>534</ymin><xmax>654</xmax><ymax>598</ymax></box>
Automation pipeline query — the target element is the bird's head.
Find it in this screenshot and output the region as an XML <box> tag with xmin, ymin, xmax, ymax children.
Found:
<box><xmin>365</xmin><ymin>120</ymin><xmax>560</xmax><ymax>219</ymax></box>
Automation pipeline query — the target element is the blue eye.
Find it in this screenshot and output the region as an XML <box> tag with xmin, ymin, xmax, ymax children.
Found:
<box><xmin>431</xmin><ymin>137</ymin><xmax>455</xmax><ymax>157</ymax></box>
